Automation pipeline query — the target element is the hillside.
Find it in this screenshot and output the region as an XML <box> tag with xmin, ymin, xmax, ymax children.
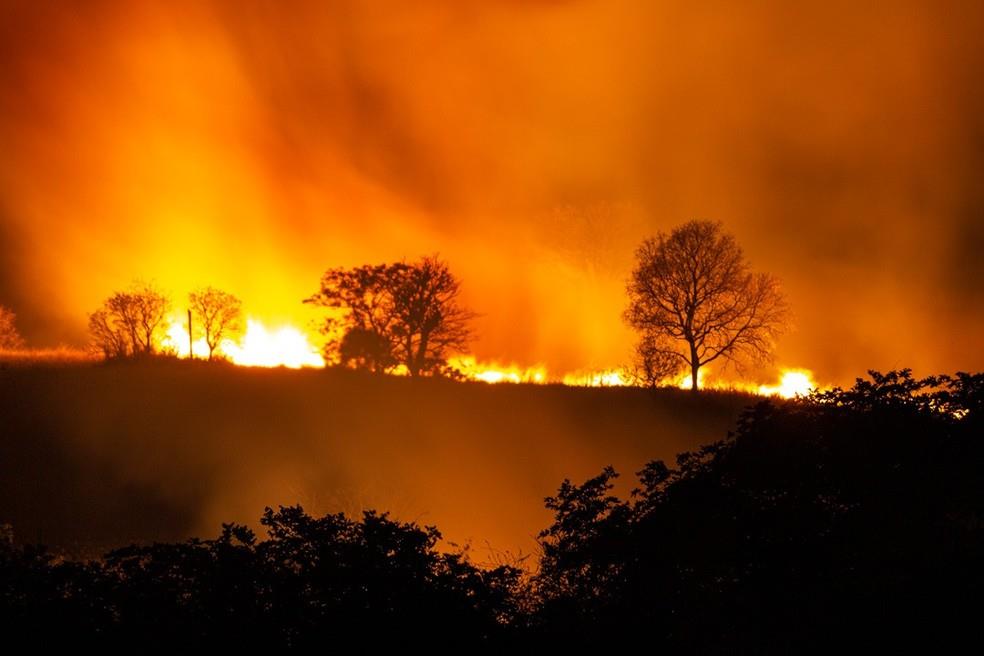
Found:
<box><xmin>0</xmin><ymin>361</ymin><xmax>756</xmax><ymax>556</ymax></box>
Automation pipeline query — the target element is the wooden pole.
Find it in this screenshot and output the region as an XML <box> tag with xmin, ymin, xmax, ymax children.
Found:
<box><xmin>187</xmin><ymin>309</ymin><xmax>193</xmax><ymax>359</ymax></box>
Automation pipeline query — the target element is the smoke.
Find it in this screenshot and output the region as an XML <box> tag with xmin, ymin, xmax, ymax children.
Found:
<box><xmin>1</xmin><ymin>0</ymin><xmax>983</xmax><ymax>381</ymax></box>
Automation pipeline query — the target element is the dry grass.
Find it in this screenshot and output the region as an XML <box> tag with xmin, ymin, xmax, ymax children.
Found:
<box><xmin>0</xmin><ymin>347</ymin><xmax>99</xmax><ymax>367</ymax></box>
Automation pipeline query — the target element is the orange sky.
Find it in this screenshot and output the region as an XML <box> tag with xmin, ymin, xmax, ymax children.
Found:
<box><xmin>1</xmin><ymin>0</ymin><xmax>982</xmax><ymax>384</ymax></box>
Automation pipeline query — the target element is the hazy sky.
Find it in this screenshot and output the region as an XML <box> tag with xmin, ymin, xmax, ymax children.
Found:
<box><xmin>1</xmin><ymin>0</ymin><xmax>982</xmax><ymax>383</ymax></box>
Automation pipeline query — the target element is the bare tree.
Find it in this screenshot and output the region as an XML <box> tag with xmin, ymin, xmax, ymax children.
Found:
<box><xmin>306</xmin><ymin>255</ymin><xmax>476</xmax><ymax>376</ymax></box>
<box><xmin>88</xmin><ymin>283</ymin><xmax>171</xmax><ymax>358</ymax></box>
<box><xmin>0</xmin><ymin>305</ymin><xmax>25</xmax><ymax>350</ymax></box>
<box><xmin>624</xmin><ymin>220</ymin><xmax>788</xmax><ymax>391</ymax></box>
<box><xmin>189</xmin><ymin>287</ymin><xmax>243</xmax><ymax>360</ymax></box>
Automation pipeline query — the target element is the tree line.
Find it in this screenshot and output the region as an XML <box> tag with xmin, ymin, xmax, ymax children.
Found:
<box><xmin>2</xmin><ymin>369</ymin><xmax>982</xmax><ymax>649</ymax></box>
<box><xmin>86</xmin><ymin>283</ymin><xmax>243</xmax><ymax>360</ymax></box>
<box><xmin>3</xmin><ymin>220</ymin><xmax>790</xmax><ymax>389</ymax></box>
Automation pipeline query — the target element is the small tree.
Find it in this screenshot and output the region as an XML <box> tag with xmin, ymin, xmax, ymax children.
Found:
<box><xmin>0</xmin><ymin>305</ymin><xmax>25</xmax><ymax>350</ymax></box>
<box><xmin>338</xmin><ymin>326</ymin><xmax>396</xmax><ymax>372</ymax></box>
<box><xmin>306</xmin><ymin>255</ymin><xmax>475</xmax><ymax>376</ymax></box>
<box><xmin>624</xmin><ymin>220</ymin><xmax>788</xmax><ymax>391</ymax></box>
<box><xmin>189</xmin><ymin>287</ymin><xmax>243</xmax><ymax>360</ymax></box>
<box><xmin>88</xmin><ymin>283</ymin><xmax>171</xmax><ymax>358</ymax></box>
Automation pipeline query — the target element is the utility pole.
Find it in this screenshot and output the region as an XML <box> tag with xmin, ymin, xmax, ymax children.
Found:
<box><xmin>187</xmin><ymin>309</ymin><xmax>193</xmax><ymax>359</ymax></box>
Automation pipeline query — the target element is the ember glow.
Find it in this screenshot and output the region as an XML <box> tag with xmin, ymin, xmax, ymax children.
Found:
<box><xmin>759</xmin><ymin>370</ymin><xmax>816</xmax><ymax>399</ymax></box>
<box><xmin>165</xmin><ymin>318</ymin><xmax>324</xmax><ymax>369</ymax></box>
<box><xmin>448</xmin><ymin>356</ymin><xmax>547</xmax><ymax>384</ymax></box>
<box><xmin>563</xmin><ymin>369</ymin><xmax>630</xmax><ymax>388</ymax></box>
<box><xmin>451</xmin><ymin>354</ymin><xmax>819</xmax><ymax>397</ymax></box>
<box><xmin>161</xmin><ymin>317</ymin><xmax>822</xmax><ymax>396</ymax></box>
<box><xmin>677</xmin><ymin>367</ymin><xmax>819</xmax><ymax>398</ymax></box>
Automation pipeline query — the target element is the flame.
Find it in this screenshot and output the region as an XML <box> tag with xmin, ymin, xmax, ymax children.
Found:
<box><xmin>164</xmin><ymin>320</ymin><xmax>207</xmax><ymax>358</ymax></box>
<box><xmin>161</xmin><ymin>319</ymin><xmax>816</xmax><ymax>394</ymax></box>
<box><xmin>447</xmin><ymin>357</ymin><xmax>628</xmax><ymax>387</ymax></box>
<box><xmin>448</xmin><ymin>356</ymin><xmax>547</xmax><ymax>384</ymax></box>
<box><xmin>675</xmin><ymin>367</ymin><xmax>818</xmax><ymax>398</ymax></box>
<box><xmin>164</xmin><ymin>317</ymin><xmax>324</xmax><ymax>369</ymax></box>
<box><xmin>758</xmin><ymin>369</ymin><xmax>816</xmax><ymax>399</ymax></box>
<box><xmin>677</xmin><ymin>368</ymin><xmax>708</xmax><ymax>391</ymax></box>
<box><xmin>562</xmin><ymin>369</ymin><xmax>629</xmax><ymax>387</ymax></box>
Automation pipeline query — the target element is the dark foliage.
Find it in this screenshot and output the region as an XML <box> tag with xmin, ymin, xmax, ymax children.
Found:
<box><xmin>87</xmin><ymin>283</ymin><xmax>171</xmax><ymax>359</ymax></box>
<box><xmin>0</xmin><ymin>507</ymin><xmax>521</xmax><ymax>650</ymax></box>
<box><xmin>305</xmin><ymin>255</ymin><xmax>475</xmax><ymax>376</ymax></box>
<box><xmin>2</xmin><ymin>369</ymin><xmax>982</xmax><ymax>650</ymax></box>
<box><xmin>532</xmin><ymin>369</ymin><xmax>984</xmax><ymax>651</ymax></box>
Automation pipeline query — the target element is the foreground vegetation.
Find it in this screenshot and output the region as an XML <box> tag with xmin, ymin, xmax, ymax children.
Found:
<box><xmin>2</xmin><ymin>369</ymin><xmax>981</xmax><ymax>649</ymax></box>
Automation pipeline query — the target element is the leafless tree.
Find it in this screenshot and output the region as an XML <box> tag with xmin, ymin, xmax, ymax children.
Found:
<box><xmin>0</xmin><ymin>305</ymin><xmax>25</xmax><ymax>350</ymax></box>
<box><xmin>88</xmin><ymin>283</ymin><xmax>171</xmax><ymax>358</ymax></box>
<box><xmin>189</xmin><ymin>287</ymin><xmax>243</xmax><ymax>360</ymax></box>
<box><xmin>624</xmin><ymin>220</ymin><xmax>788</xmax><ymax>391</ymax></box>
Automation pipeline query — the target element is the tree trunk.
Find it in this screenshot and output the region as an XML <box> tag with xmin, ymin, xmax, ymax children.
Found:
<box><xmin>690</xmin><ymin>342</ymin><xmax>700</xmax><ymax>392</ymax></box>
<box><xmin>406</xmin><ymin>336</ymin><xmax>417</xmax><ymax>376</ymax></box>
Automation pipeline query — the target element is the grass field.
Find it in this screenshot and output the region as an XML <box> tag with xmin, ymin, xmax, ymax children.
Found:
<box><xmin>0</xmin><ymin>360</ymin><xmax>759</xmax><ymax>559</ymax></box>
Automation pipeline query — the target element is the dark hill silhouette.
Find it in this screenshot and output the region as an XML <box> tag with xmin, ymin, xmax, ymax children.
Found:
<box><xmin>0</xmin><ymin>360</ymin><xmax>751</xmax><ymax>556</ymax></box>
<box><xmin>1</xmin><ymin>369</ymin><xmax>981</xmax><ymax>650</ymax></box>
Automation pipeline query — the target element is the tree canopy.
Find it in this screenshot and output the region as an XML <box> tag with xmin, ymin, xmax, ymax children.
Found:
<box><xmin>306</xmin><ymin>255</ymin><xmax>475</xmax><ymax>376</ymax></box>
<box><xmin>88</xmin><ymin>283</ymin><xmax>171</xmax><ymax>358</ymax></box>
<box><xmin>625</xmin><ymin>220</ymin><xmax>788</xmax><ymax>390</ymax></box>
<box><xmin>189</xmin><ymin>287</ymin><xmax>243</xmax><ymax>360</ymax></box>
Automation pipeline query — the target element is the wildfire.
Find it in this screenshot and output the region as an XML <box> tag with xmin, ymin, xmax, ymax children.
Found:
<box><xmin>448</xmin><ymin>356</ymin><xmax>547</xmax><ymax>384</ymax></box>
<box><xmin>164</xmin><ymin>318</ymin><xmax>324</xmax><ymax>369</ymax></box>
<box><xmin>758</xmin><ymin>370</ymin><xmax>816</xmax><ymax>399</ymax></box>
<box><xmin>160</xmin><ymin>318</ymin><xmax>818</xmax><ymax>395</ymax></box>
<box><xmin>562</xmin><ymin>369</ymin><xmax>630</xmax><ymax>387</ymax></box>
<box><xmin>676</xmin><ymin>367</ymin><xmax>818</xmax><ymax>398</ymax></box>
<box><xmin>677</xmin><ymin>368</ymin><xmax>708</xmax><ymax>391</ymax></box>
<box><xmin>447</xmin><ymin>357</ymin><xmax>629</xmax><ymax>387</ymax></box>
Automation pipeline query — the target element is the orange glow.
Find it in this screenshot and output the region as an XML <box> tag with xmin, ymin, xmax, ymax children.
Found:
<box><xmin>675</xmin><ymin>367</ymin><xmax>819</xmax><ymax>397</ymax></box>
<box><xmin>677</xmin><ymin>369</ymin><xmax>708</xmax><ymax>391</ymax></box>
<box><xmin>448</xmin><ymin>356</ymin><xmax>547</xmax><ymax>384</ymax></box>
<box><xmin>562</xmin><ymin>369</ymin><xmax>630</xmax><ymax>387</ymax></box>
<box><xmin>447</xmin><ymin>357</ymin><xmax>628</xmax><ymax>387</ymax></box>
<box><xmin>160</xmin><ymin>321</ymin><xmax>819</xmax><ymax>393</ymax></box>
<box><xmin>758</xmin><ymin>370</ymin><xmax>816</xmax><ymax>399</ymax></box>
<box><xmin>165</xmin><ymin>317</ymin><xmax>324</xmax><ymax>369</ymax></box>
<box><xmin>0</xmin><ymin>2</ymin><xmax>981</xmax><ymax>385</ymax></box>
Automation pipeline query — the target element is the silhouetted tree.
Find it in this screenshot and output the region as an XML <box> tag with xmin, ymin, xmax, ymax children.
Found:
<box><xmin>307</xmin><ymin>255</ymin><xmax>475</xmax><ymax>376</ymax></box>
<box><xmin>88</xmin><ymin>283</ymin><xmax>171</xmax><ymax>358</ymax></box>
<box><xmin>189</xmin><ymin>287</ymin><xmax>243</xmax><ymax>360</ymax></box>
<box><xmin>627</xmin><ymin>329</ymin><xmax>682</xmax><ymax>388</ymax></box>
<box><xmin>532</xmin><ymin>369</ymin><xmax>984</xmax><ymax>651</ymax></box>
<box><xmin>624</xmin><ymin>220</ymin><xmax>788</xmax><ymax>391</ymax></box>
<box><xmin>0</xmin><ymin>506</ymin><xmax>522</xmax><ymax>650</ymax></box>
<box><xmin>0</xmin><ymin>305</ymin><xmax>24</xmax><ymax>350</ymax></box>
<box><xmin>338</xmin><ymin>325</ymin><xmax>395</xmax><ymax>372</ymax></box>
